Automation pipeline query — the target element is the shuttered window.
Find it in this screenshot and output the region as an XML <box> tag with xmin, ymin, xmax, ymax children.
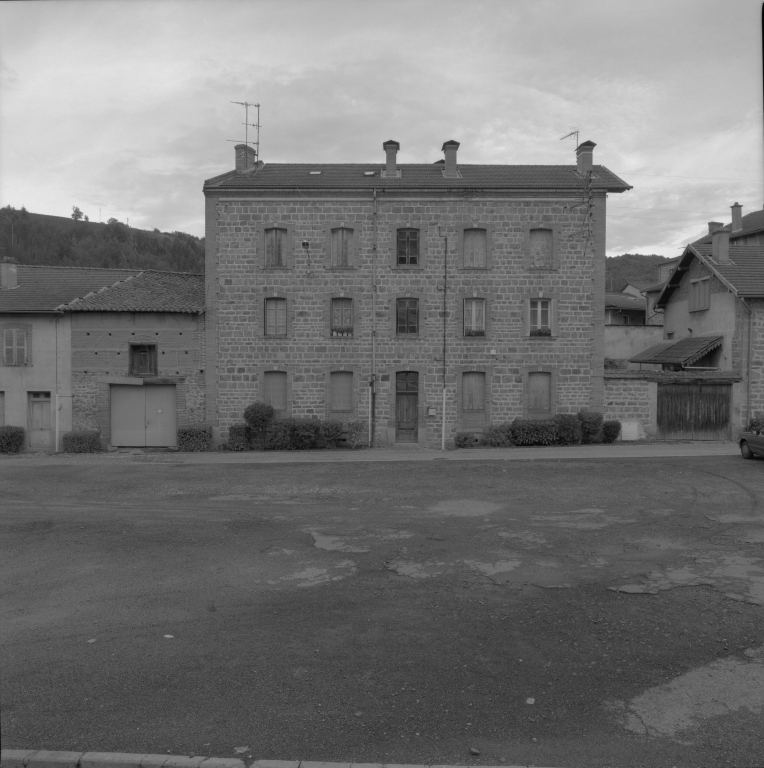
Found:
<box><xmin>3</xmin><ymin>328</ymin><xmax>27</xmax><ymax>366</ymax></box>
<box><xmin>264</xmin><ymin>371</ymin><xmax>287</xmax><ymax>413</ymax></box>
<box><xmin>397</xmin><ymin>229</ymin><xmax>419</xmax><ymax>265</ymax></box>
<box><xmin>265</xmin><ymin>298</ymin><xmax>287</xmax><ymax>336</ymax></box>
<box><xmin>331</xmin><ymin>298</ymin><xmax>353</xmax><ymax>337</ymax></box>
<box><xmin>690</xmin><ymin>278</ymin><xmax>710</xmax><ymax>311</ymax></box>
<box><xmin>397</xmin><ymin>298</ymin><xmax>419</xmax><ymax>335</ymax></box>
<box><xmin>330</xmin><ymin>371</ymin><xmax>353</xmax><ymax>412</ymax></box>
<box><xmin>464</xmin><ymin>229</ymin><xmax>487</xmax><ymax>268</ymax></box>
<box><xmin>462</xmin><ymin>372</ymin><xmax>486</xmax><ymax>411</ymax></box>
<box><xmin>265</xmin><ymin>227</ymin><xmax>287</xmax><ymax>267</ymax></box>
<box><xmin>331</xmin><ymin>227</ymin><xmax>353</xmax><ymax>267</ymax></box>
<box><xmin>464</xmin><ymin>299</ymin><xmax>486</xmax><ymax>336</ymax></box>
<box><xmin>528</xmin><ymin>372</ymin><xmax>552</xmax><ymax>415</ymax></box>
<box><xmin>129</xmin><ymin>344</ymin><xmax>157</xmax><ymax>376</ymax></box>
<box><xmin>530</xmin><ymin>228</ymin><xmax>553</xmax><ymax>269</ymax></box>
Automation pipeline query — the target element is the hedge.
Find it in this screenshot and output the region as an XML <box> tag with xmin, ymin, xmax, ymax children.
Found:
<box><xmin>346</xmin><ymin>420</ymin><xmax>368</xmax><ymax>448</ymax></box>
<box><xmin>454</xmin><ymin>431</ymin><xmax>481</xmax><ymax>448</ymax></box>
<box><xmin>482</xmin><ymin>423</ymin><xmax>513</xmax><ymax>447</ymax></box>
<box><xmin>603</xmin><ymin>420</ymin><xmax>622</xmax><ymax>444</ymax></box>
<box><xmin>243</xmin><ymin>402</ymin><xmax>274</xmax><ymax>433</ymax></box>
<box><xmin>227</xmin><ymin>423</ymin><xmax>250</xmax><ymax>451</ymax></box>
<box><xmin>177</xmin><ymin>423</ymin><xmax>212</xmax><ymax>451</ymax></box>
<box><xmin>321</xmin><ymin>420</ymin><xmax>345</xmax><ymax>448</ymax></box>
<box><xmin>578</xmin><ymin>409</ymin><xmax>604</xmax><ymax>444</ymax></box>
<box><xmin>553</xmin><ymin>413</ymin><xmax>583</xmax><ymax>446</ymax></box>
<box><xmin>511</xmin><ymin>418</ymin><xmax>558</xmax><ymax>446</ymax></box>
<box><xmin>0</xmin><ymin>426</ymin><xmax>25</xmax><ymax>453</ymax></box>
<box><xmin>62</xmin><ymin>431</ymin><xmax>102</xmax><ymax>453</ymax></box>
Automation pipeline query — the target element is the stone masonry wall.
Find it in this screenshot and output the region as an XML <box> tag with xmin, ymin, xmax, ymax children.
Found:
<box><xmin>604</xmin><ymin>377</ymin><xmax>651</xmax><ymax>423</ymax></box>
<box><xmin>211</xmin><ymin>193</ymin><xmax>605</xmax><ymax>447</ymax></box>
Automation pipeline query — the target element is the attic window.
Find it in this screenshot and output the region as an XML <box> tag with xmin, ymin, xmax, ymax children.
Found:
<box><xmin>364</xmin><ymin>171</ymin><xmax>375</xmax><ymax>176</ymax></box>
<box><xmin>309</xmin><ymin>171</ymin><xmax>322</xmax><ymax>175</ymax></box>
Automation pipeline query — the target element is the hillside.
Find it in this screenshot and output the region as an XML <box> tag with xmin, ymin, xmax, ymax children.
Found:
<box><xmin>605</xmin><ymin>253</ymin><xmax>672</xmax><ymax>292</ymax></box>
<box><xmin>0</xmin><ymin>207</ymin><xmax>204</xmax><ymax>273</ymax></box>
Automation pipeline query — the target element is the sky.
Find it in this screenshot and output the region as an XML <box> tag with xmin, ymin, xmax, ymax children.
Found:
<box><xmin>0</xmin><ymin>0</ymin><xmax>762</xmax><ymax>257</ymax></box>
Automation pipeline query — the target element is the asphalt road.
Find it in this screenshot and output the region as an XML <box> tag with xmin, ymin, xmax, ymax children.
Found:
<box><xmin>1</xmin><ymin>455</ymin><xmax>763</xmax><ymax>768</ymax></box>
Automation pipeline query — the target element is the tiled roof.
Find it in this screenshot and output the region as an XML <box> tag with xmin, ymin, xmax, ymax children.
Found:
<box><xmin>605</xmin><ymin>369</ymin><xmax>741</xmax><ymax>382</ymax></box>
<box><xmin>642</xmin><ymin>280</ymin><xmax>667</xmax><ymax>293</ymax></box>
<box><xmin>630</xmin><ymin>335</ymin><xmax>723</xmax><ymax>365</ymax></box>
<box><xmin>205</xmin><ymin>163</ymin><xmax>632</xmax><ymax>192</ymax></box>
<box><xmin>61</xmin><ymin>271</ymin><xmax>204</xmax><ymax>313</ymax></box>
<box><xmin>0</xmin><ymin>265</ymin><xmax>140</xmax><ymax>313</ymax></box>
<box><xmin>692</xmin><ymin>244</ymin><xmax>764</xmax><ymax>296</ymax></box>
<box><xmin>692</xmin><ymin>208</ymin><xmax>764</xmax><ymax>244</ymax></box>
<box><xmin>623</xmin><ymin>281</ymin><xmax>654</xmax><ymax>291</ymax></box>
<box><xmin>605</xmin><ymin>292</ymin><xmax>646</xmax><ymax>310</ymax></box>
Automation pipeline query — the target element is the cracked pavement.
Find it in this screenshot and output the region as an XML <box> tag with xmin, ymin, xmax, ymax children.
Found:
<box><xmin>1</xmin><ymin>455</ymin><xmax>763</xmax><ymax>768</ymax></box>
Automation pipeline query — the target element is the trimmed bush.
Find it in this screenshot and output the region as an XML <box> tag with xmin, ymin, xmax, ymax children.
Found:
<box><xmin>177</xmin><ymin>423</ymin><xmax>212</xmax><ymax>452</ymax></box>
<box><xmin>243</xmin><ymin>401</ymin><xmax>274</xmax><ymax>438</ymax></box>
<box><xmin>578</xmin><ymin>410</ymin><xmax>604</xmax><ymax>444</ymax></box>
<box><xmin>346</xmin><ymin>420</ymin><xmax>368</xmax><ymax>448</ymax></box>
<box><xmin>454</xmin><ymin>431</ymin><xmax>481</xmax><ymax>448</ymax></box>
<box><xmin>603</xmin><ymin>420</ymin><xmax>622</xmax><ymax>444</ymax></box>
<box><xmin>0</xmin><ymin>426</ymin><xmax>25</xmax><ymax>453</ymax></box>
<box><xmin>482</xmin><ymin>423</ymin><xmax>514</xmax><ymax>447</ymax></box>
<box><xmin>510</xmin><ymin>418</ymin><xmax>558</xmax><ymax>446</ymax></box>
<box><xmin>62</xmin><ymin>431</ymin><xmax>102</xmax><ymax>453</ymax></box>
<box><xmin>266</xmin><ymin>419</ymin><xmax>294</xmax><ymax>450</ymax></box>
<box><xmin>227</xmin><ymin>423</ymin><xmax>250</xmax><ymax>451</ymax></box>
<box><xmin>292</xmin><ymin>418</ymin><xmax>321</xmax><ymax>450</ymax></box>
<box><xmin>321</xmin><ymin>420</ymin><xmax>345</xmax><ymax>448</ymax></box>
<box><xmin>553</xmin><ymin>413</ymin><xmax>583</xmax><ymax>446</ymax></box>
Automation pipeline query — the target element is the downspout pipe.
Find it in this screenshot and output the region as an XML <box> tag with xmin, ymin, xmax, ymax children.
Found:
<box><xmin>370</xmin><ymin>188</ymin><xmax>378</xmax><ymax>447</ymax></box>
<box><xmin>741</xmin><ymin>296</ymin><xmax>754</xmax><ymax>428</ymax></box>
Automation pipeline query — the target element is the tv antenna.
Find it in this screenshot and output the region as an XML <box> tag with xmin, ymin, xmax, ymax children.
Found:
<box><xmin>228</xmin><ymin>101</ymin><xmax>261</xmax><ymax>163</ymax></box>
<box><xmin>560</xmin><ymin>127</ymin><xmax>579</xmax><ymax>147</ymax></box>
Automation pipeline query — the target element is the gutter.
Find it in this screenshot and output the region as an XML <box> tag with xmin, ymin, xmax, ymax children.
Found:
<box><xmin>741</xmin><ymin>296</ymin><xmax>754</xmax><ymax>427</ymax></box>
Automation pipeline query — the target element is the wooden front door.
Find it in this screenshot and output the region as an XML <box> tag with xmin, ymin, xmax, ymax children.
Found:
<box><xmin>111</xmin><ymin>385</ymin><xmax>177</xmax><ymax>447</ymax></box>
<box><xmin>396</xmin><ymin>372</ymin><xmax>418</xmax><ymax>443</ymax></box>
<box><xmin>28</xmin><ymin>392</ymin><xmax>52</xmax><ymax>451</ymax></box>
<box><xmin>657</xmin><ymin>382</ymin><xmax>731</xmax><ymax>440</ymax></box>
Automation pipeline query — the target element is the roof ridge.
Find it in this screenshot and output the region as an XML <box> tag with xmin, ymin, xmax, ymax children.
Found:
<box><xmin>18</xmin><ymin>264</ymin><xmax>141</xmax><ymax>272</ymax></box>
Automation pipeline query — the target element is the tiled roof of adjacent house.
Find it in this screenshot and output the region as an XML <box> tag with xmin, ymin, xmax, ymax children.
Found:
<box><xmin>692</xmin><ymin>244</ymin><xmax>764</xmax><ymax>296</ymax></box>
<box><xmin>692</xmin><ymin>208</ymin><xmax>764</xmax><ymax>244</ymax></box>
<box><xmin>605</xmin><ymin>292</ymin><xmax>646</xmax><ymax>310</ymax></box>
<box><xmin>630</xmin><ymin>335</ymin><xmax>724</xmax><ymax>365</ymax></box>
<box><xmin>0</xmin><ymin>265</ymin><xmax>141</xmax><ymax>313</ymax></box>
<box><xmin>0</xmin><ymin>265</ymin><xmax>204</xmax><ymax>314</ymax></box>
<box><xmin>205</xmin><ymin>163</ymin><xmax>632</xmax><ymax>192</ymax></box>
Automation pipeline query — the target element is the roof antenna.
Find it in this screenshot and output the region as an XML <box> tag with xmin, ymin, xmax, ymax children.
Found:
<box><xmin>560</xmin><ymin>127</ymin><xmax>579</xmax><ymax>149</ymax></box>
<box><xmin>227</xmin><ymin>101</ymin><xmax>261</xmax><ymax>164</ymax></box>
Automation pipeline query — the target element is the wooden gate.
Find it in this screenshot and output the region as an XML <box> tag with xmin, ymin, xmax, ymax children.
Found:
<box><xmin>657</xmin><ymin>382</ymin><xmax>731</xmax><ymax>440</ymax></box>
<box><xmin>396</xmin><ymin>372</ymin><xmax>418</xmax><ymax>442</ymax></box>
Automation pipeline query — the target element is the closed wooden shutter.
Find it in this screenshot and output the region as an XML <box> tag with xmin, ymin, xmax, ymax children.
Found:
<box><xmin>331</xmin><ymin>228</ymin><xmax>352</xmax><ymax>267</ymax></box>
<box><xmin>265</xmin><ymin>228</ymin><xmax>285</xmax><ymax>267</ymax></box>
<box><xmin>4</xmin><ymin>329</ymin><xmax>15</xmax><ymax>365</ymax></box>
<box><xmin>0</xmin><ymin>391</ymin><xmax>4</xmax><ymax>426</ymax></box>
<box><xmin>464</xmin><ymin>229</ymin><xmax>487</xmax><ymax>267</ymax></box>
<box><xmin>530</xmin><ymin>229</ymin><xmax>553</xmax><ymax>268</ymax></box>
<box><xmin>266</xmin><ymin>298</ymin><xmax>287</xmax><ymax>335</ymax></box>
<box><xmin>528</xmin><ymin>372</ymin><xmax>552</xmax><ymax>414</ymax></box>
<box><xmin>330</xmin><ymin>371</ymin><xmax>353</xmax><ymax>412</ymax></box>
<box><xmin>264</xmin><ymin>371</ymin><xmax>287</xmax><ymax>412</ymax></box>
<box><xmin>14</xmin><ymin>330</ymin><xmax>26</xmax><ymax>365</ymax></box>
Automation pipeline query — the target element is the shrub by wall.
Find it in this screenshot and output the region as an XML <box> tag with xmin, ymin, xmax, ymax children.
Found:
<box><xmin>321</xmin><ymin>420</ymin><xmax>344</xmax><ymax>448</ymax></box>
<box><xmin>553</xmin><ymin>413</ymin><xmax>583</xmax><ymax>446</ymax></box>
<box><xmin>346</xmin><ymin>420</ymin><xmax>368</xmax><ymax>448</ymax></box>
<box><xmin>482</xmin><ymin>424</ymin><xmax>513</xmax><ymax>447</ymax></box>
<box><xmin>578</xmin><ymin>410</ymin><xmax>604</xmax><ymax>444</ymax></box>
<box><xmin>0</xmin><ymin>426</ymin><xmax>25</xmax><ymax>453</ymax></box>
<box><xmin>267</xmin><ymin>419</ymin><xmax>295</xmax><ymax>450</ymax></box>
<box><xmin>62</xmin><ymin>431</ymin><xmax>102</xmax><ymax>453</ymax></box>
<box><xmin>510</xmin><ymin>418</ymin><xmax>558</xmax><ymax>446</ymax></box>
<box><xmin>454</xmin><ymin>432</ymin><xmax>481</xmax><ymax>448</ymax></box>
<box><xmin>244</xmin><ymin>402</ymin><xmax>274</xmax><ymax>436</ymax></box>
<box><xmin>602</xmin><ymin>420</ymin><xmax>622</xmax><ymax>444</ymax></box>
<box><xmin>292</xmin><ymin>418</ymin><xmax>321</xmax><ymax>450</ymax></box>
<box><xmin>177</xmin><ymin>424</ymin><xmax>212</xmax><ymax>452</ymax></box>
<box><xmin>227</xmin><ymin>423</ymin><xmax>250</xmax><ymax>451</ymax></box>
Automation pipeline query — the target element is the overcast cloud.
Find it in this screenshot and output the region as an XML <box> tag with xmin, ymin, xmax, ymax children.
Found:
<box><xmin>1</xmin><ymin>0</ymin><xmax>762</xmax><ymax>256</ymax></box>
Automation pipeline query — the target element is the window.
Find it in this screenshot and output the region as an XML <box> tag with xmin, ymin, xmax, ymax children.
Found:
<box><xmin>265</xmin><ymin>298</ymin><xmax>287</xmax><ymax>336</ymax></box>
<box><xmin>331</xmin><ymin>298</ymin><xmax>353</xmax><ymax>337</ymax></box>
<box><xmin>263</xmin><ymin>371</ymin><xmax>287</xmax><ymax>415</ymax></box>
<box><xmin>463</xmin><ymin>229</ymin><xmax>487</xmax><ymax>268</ymax></box>
<box><xmin>528</xmin><ymin>372</ymin><xmax>552</xmax><ymax>416</ymax></box>
<box><xmin>464</xmin><ymin>299</ymin><xmax>486</xmax><ymax>336</ymax></box>
<box><xmin>397</xmin><ymin>228</ymin><xmax>419</xmax><ymax>266</ymax></box>
<box><xmin>396</xmin><ymin>298</ymin><xmax>419</xmax><ymax>335</ymax></box>
<box><xmin>129</xmin><ymin>344</ymin><xmax>157</xmax><ymax>376</ymax></box>
<box><xmin>529</xmin><ymin>228</ymin><xmax>553</xmax><ymax>269</ymax></box>
<box><xmin>265</xmin><ymin>227</ymin><xmax>287</xmax><ymax>267</ymax></box>
<box><xmin>331</xmin><ymin>227</ymin><xmax>353</xmax><ymax>268</ymax></box>
<box><xmin>462</xmin><ymin>372</ymin><xmax>486</xmax><ymax>429</ymax></box>
<box><xmin>3</xmin><ymin>328</ymin><xmax>27</xmax><ymax>366</ymax></box>
<box><xmin>690</xmin><ymin>277</ymin><xmax>710</xmax><ymax>311</ymax></box>
<box><xmin>530</xmin><ymin>299</ymin><xmax>551</xmax><ymax>336</ymax></box>
<box><xmin>622</xmin><ymin>316</ymin><xmax>630</xmax><ymax>325</ymax></box>
<box><xmin>330</xmin><ymin>371</ymin><xmax>353</xmax><ymax>412</ymax></box>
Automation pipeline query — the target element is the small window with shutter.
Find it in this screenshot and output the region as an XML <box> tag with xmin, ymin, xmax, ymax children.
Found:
<box><xmin>129</xmin><ymin>344</ymin><xmax>157</xmax><ymax>376</ymax></box>
<box><xmin>330</xmin><ymin>371</ymin><xmax>353</xmax><ymax>413</ymax></box>
<box><xmin>331</xmin><ymin>227</ymin><xmax>353</xmax><ymax>268</ymax></box>
<box><xmin>690</xmin><ymin>277</ymin><xmax>710</xmax><ymax>311</ymax></box>
<box><xmin>265</xmin><ymin>297</ymin><xmax>287</xmax><ymax>336</ymax></box>
<box><xmin>265</xmin><ymin>227</ymin><xmax>287</xmax><ymax>267</ymax></box>
<box><xmin>463</xmin><ymin>229</ymin><xmax>487</xmax><ymax>268</ymax></box>
<box><xmin>3</xmin><ymin>328</ymin><xmax>27</xmax><ymax>366</ymax></box>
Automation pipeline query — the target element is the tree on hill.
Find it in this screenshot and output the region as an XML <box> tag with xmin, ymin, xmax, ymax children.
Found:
<box><xmin>605</xmin><ymin>253</ymin><xmax>672</xmax><ymax>292</ymax></box>
<box><xmin>71</xmin><ymin>206</ymin><xmax>84</xmax><ymax>221</ymax></box>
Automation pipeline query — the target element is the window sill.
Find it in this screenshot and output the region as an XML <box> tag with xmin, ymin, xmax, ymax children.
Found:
<box><xmin>262</xmin><ymin>266</ymin><xmax>292</xmax><ymax>271</ymax></box>
<box><xmin>689</xmin><ymin>308</ymin><xmax>709</xmax><ymax>313</ymax></box>
<box><xmin>327</xmin><ymin>266</ymin><xmax>357</xmax><ymax>271</ymax></box>
<box><xmin>459</xmin><ymin>266</ymin><xmax>490</xmax><ymax>271</ymax></box>
<box><xmin>395</xmin><ymin>334</ymin><xmax>422</xmax><ymax>339</ymax></box>
<box><xmin>264</xmin><ymin>335</ymin><xmax>289</xmax><ymax>339</ymax></box>
<box><xmin>391</xmin><ymin>266</ymin><xmax>425</xmax><ymax>272</ymax></box>
<box><xmin>527</xmin><ymin>334</ymin><xmax>557</xmax><ymax>340</ymax></box>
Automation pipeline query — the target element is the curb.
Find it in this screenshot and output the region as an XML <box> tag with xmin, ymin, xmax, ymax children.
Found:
<box><xmin>0</xmin><ymin>752</ymin><xmax>561</xmax><ymax>768</ymax></box>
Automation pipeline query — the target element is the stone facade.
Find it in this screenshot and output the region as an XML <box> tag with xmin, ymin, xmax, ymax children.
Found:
<box><xmin>204</xmin><ymin>143</ymin><xmax>630</xmax><ymax>447</ymax></box>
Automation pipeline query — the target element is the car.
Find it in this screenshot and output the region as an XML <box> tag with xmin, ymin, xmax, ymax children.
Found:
<box><xmin>738</xmin><ymin>426</ymin><xmax>764</xmax><ymax>459</ymax></box>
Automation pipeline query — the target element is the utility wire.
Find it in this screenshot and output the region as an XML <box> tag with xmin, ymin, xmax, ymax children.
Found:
<box><xmin>618</xmin><ymin>172</ymin><xmax>759</xmax><ymax>181</ymax></box>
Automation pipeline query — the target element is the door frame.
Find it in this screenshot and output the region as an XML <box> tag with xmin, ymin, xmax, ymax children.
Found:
<box><xmin>389</xmin><ymin>369</ymin><xmax>424</xmax><ymax>444</ymax></box>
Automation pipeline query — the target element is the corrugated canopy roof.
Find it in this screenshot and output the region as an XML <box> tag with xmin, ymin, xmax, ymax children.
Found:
<box><xmin>630</xmin><ymin>336</ymin><xmax>723</xmax><ymax>365</ymax></box>
<box><xmin>606</xmin><ymin>292</ymin><xmax>647</xmax><ymax>310</ymax></box>
<box><xmin>205</xmin><ymin>163</ymin><xmax>632</xmax><ymax>192</ymax></box>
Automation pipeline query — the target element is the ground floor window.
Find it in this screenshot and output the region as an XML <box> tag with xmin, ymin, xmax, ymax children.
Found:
<box><xmin>263</xmin><ymin>371</ymin><xmax>288</xmax><ymax>415</ymax></box>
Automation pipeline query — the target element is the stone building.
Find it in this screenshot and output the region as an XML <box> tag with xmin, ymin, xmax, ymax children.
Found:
<box><xmin>203</xmin><ymin>139</ymin><xmax>631</xmax><ymax>447</ymax></box>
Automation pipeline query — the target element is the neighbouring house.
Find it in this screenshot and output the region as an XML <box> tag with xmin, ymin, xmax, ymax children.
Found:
<box><xmin>604</xmin><ymin>291</ymin><xmax>663</xmax><ymax>371</ymax></box>
<box><xmin>603</xmin><ymin>218</ymin><xmax>764</xmax><ymax>440</ymax></box>
<box><xmin>203</xmin><ymin>138</ymin><xmax>631</xmax><ymax>447</ymax></box>
<box><xmin>0</xmin><ymin>261</ymin><xmax>205</xmax><ymax>451</ymax></box>
<box><xmin>605</xmin><ymin>291</ymin><xmax>646</xmax><ymax>325</ymax></box>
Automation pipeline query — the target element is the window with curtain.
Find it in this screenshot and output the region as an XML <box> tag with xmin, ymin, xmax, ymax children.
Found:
<box><xmin>331</xmin><ymin>298</ymin><xmax>353</xmax><ymax>337</ymax></box>
<box><xmin>464</xmin><ymin>299</ymin><xmax>486</xmax><ymax>336</ymax></box>
<box><xmin>530</xmin><ymin>298</ymin><xmax>551</xmax><ymax>335</ymax></box>
<box><xmin>464</xmin><ymin>228</ymin><xmax>487</xmax><ymax>268</ymax></box>
<box><xmin>265</xmin><ymin>298</ymin><xmax>287</xmax><ymax>336</ymax></box>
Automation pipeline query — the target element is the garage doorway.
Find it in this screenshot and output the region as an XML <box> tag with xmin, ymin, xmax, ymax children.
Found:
<box><xmin>657</xmin><ymin>382</ymin><xmax>731</xmax><ymax>440</ymax></box>
<box><xmin>111</xmin><ymin>385</ymin><xmax>177</xmax><ymax>447</ymax></box>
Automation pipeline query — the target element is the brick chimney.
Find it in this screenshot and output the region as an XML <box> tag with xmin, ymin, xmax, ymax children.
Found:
<box><xmin>731</xmin><ymin>202</ymin><xmax>743</xmax><ymax>233</ymax></box>
<box><xmin>441</xmin><ymin>140</ymin><xmax>460</xmax><ymax>178</ymax></box>
<box><xmin>712</xmin><ymin>230</ymin><xmax>730</xmax><ymax>264</ymax></box>
<box><xmin>383</xmin><ymin>140</ymin><xmax>400</xmax><ymax>177</ymax></box>
<box><xmin>576</xmin><ymin>140</ymin><xmax>596</xmax><ymax>174</ymax></box>
<box><xmin>0</xmin><ymin>258</ymin><xmax>18</xmax><ymax>289</ymax></box>
<box><xmin>235</xmin><ymin>144</ymin><xmax>257</xmax><ymax>172</ymax></box>
<box><xmin>708</xmin><ymin>221</ymin><xmax>724</xmax><ymax>234</ymax></box>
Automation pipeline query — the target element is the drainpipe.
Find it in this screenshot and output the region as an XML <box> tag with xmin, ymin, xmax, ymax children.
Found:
<box><xmin>370</xmin><ymin>188</ymin><xmax>378</xmax><ymax>447</ymax></box>
<box><xmin>741</xmin><ymin>297</ymin><xmax>754</xmax><ymax>427</ymax></box>
<box><xmin>441</xmin><ymin>228</ymin><xmax>448</xmax><ymax>450</ymax></box>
